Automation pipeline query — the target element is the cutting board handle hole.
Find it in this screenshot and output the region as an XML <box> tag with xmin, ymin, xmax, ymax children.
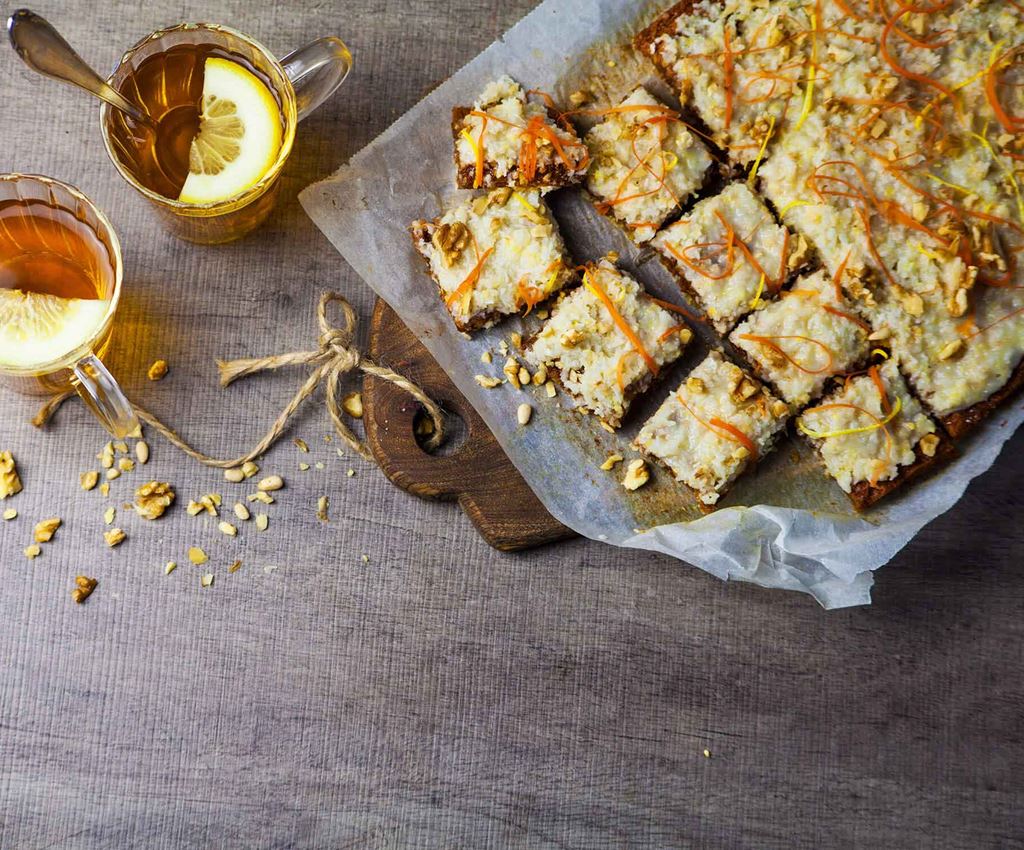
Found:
<box><xmin>414</xmin><ymin>403</ymin><xmax>469</xmax><ymax>458</ymax></box>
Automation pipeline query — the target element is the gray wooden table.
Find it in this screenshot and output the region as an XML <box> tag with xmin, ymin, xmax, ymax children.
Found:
<box><xmin>1</xmin><ymin>2</ymin><xmax>1022</xmax><ymax>848</ymax></box>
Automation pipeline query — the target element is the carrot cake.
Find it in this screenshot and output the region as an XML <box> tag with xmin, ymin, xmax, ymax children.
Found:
<box><xmin>651</xmin><ymin>182</ymin><xmax>803</xmax><ymax>333</ymax></box>
<box><xmin>634</xmin><ymin>350</ymin><xmax>790</xmax><ymax>509</ymax></box>
<box><xmin>411</xmin><ymin>188</ymin><xmax>575</xmax><ymax>332</ymax></box>
<box><xmin>796</xmin><ymin>360</ymin><xmax>953</xmax><ymax>509</ymax></box>
<box><xmin>453</xmin><ymin>76</ymin><xmax>589</xmax><ymax>190</ymax></box>
<box><xmin>729</xmin><ymin>268</ymin><xmax>871</xmax><ymax>407</ymax></box>
<box><xmin>525</xmin><ymin>258</ymin><xmax>692</xmax><ymax>427</ymax></box>
<box><xmin>583</xmin><ymin>86</ymin><xmax>713</xmax><ymax>243</ymax></box>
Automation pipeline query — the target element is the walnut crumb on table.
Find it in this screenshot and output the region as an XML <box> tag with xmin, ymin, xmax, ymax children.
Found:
<box><xmin>0</xmin><ymin>451</ymin><xmax>22</xmax><ymax>499</ymax></box>
<box><xmin>147</xmin><ymin>360</ymin><xmax>169</xmax><ymax>381</ymax></box>
<box><xmin>71</xmin><ymin>576</ymin><xmax>98</xmax><ymax>604</ymax></box>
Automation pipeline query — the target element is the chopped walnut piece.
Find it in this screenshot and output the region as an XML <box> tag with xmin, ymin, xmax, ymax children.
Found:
<box><xmin>475</xmin><ymin>375</ymin><xmax>502</xmax><ymax>388</ymax></box>
<box><xmin>431</xmin><ymin>221</ymin><xmax>470</xmax><ymax>268</ymax></box>
<box><xmin>342</xmin><ymin>392</ymin><xmax>364</xmax><ymax>419</ymax></box>
<box><xmin>731</xmin><ymin>377</ymin><xmax>760</xmax><ymax>403</ymax></box>
<box><xmin>787</xmin><ymin>234</ymin><xmax>811</xmax><ymax>271</ymax></box>
<box><xmin>600</xmin><ymin>453</ymin><xmax>624</xmax><ymax>471</ymax></box>
<box><xmin>135</xmin><ymin>481</ymin><xmax>176</xmax><ymax>520</ymax></box>
<box><xmin>621</xmin><ymin>458</ymin><xmax>650</xmax><ymax>491</ymax></box>
<box><xmin>33</xmin><ymin>517</ymin><xmax>61</xmax><ymax>543</ymax></box>
<box><xmin>147</xmin><ymin>360</ymin><xmax>169</xmax><ymax>381</ymax></box>
<box><xmin>898</xmin><ymin>290</ymin><xmax>924</xmax><ymax>317</ymax></box>
<box><xmin>0</xmin><ymin>452</ymin><xmax>23</xmax><ymax>499</ymax></box>
<box><xmin>104</xmin><ymin>528</ymin><xmax>127</xmax><ymax>548</ymax></box>
<box><xmin>71</xmin><ymin>576</ymin><xmax>98</xmax><ymax>604</ymax></box>
<box><xmin>938</xmin><ymin>339</ymin><xmax>965</xmax><ymax>361</ymax></box>
<box><xmin>504</xmin><ymin>357</ymin><xmax>522</xmax><ymax>389</ymax></box>
<box><xmin>80</xmin><ymin>470</ymin><xmax>99</xmax><ymax>491</ymax></box>
<box><xmin>918</xmin><ymin>433</ymin><xmax>940</xmax><ymax>458</ymax></box>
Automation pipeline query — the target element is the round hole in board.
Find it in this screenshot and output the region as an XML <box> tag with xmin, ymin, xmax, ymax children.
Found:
<box><xmin>413</xmin><ymin>403</ymin><xmax>468</xmax><ymax>457</ymax></box>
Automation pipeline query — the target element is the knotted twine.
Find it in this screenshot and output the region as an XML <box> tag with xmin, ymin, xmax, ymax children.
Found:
<box><xmin>32</xmin><ymin>291</ymin><xmax>445</xmax><ymax>467</ymax></box>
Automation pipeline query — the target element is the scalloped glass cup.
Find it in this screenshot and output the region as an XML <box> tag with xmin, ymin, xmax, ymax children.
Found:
<box><xmin>0</xmin><ymin>174</ymin><xmax>137</xmax><ymax>438</ymax></box>
<box><xmin>100</xmin><ymin>23</ymin><xmax>351</xmax><ymax>244</ymax></box>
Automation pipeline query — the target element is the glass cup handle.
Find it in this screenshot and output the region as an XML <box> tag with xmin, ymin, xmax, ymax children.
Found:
<box><xmin>72</xmin><ymin>353</ymin><xmax>139</xmax><ymax>439</ymax></box>
<box><xmin>280</xmin><ymin>37</ymin><xmax>352</xmax><ymax>122</ymax></box>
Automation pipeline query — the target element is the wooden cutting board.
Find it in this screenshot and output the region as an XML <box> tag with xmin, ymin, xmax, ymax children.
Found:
<box><xmin>362</xmin><ymin>299</ymin><xmax>575</xmax><ymax>552</ymax></box>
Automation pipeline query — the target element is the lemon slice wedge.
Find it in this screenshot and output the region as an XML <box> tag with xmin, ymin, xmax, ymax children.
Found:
<box><xmin>178</xmin><ymin>57</ymin><xmax>283</xmax><ymax>204</ymax></box>
<box><xmin>0</xmin><ymin>289</ymin><xmax>108</xmax><ymax>369</ymax></box>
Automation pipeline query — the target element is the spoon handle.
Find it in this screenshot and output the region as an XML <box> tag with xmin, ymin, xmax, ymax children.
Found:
<box><xmin>7</xmin><ymin>9</ymin><xmax>154</xmax><ymax>127</ymax></box>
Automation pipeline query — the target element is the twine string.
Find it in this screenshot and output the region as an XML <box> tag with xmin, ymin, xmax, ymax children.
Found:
<box><xmin>33</xmin><ymin>291</ymin><xmax>445</xmax><ymax>468</ymax></box>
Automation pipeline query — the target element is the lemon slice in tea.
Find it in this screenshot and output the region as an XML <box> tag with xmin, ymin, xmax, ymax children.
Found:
<box><xmin>0</xmin><ymin>289</ymin><xmax>108</xmax><ymax>369</ymax></box>
<box><xmin>178</xmin><ymin>57</ymin><xmax>283</xmax><ymax>205</ymax></box>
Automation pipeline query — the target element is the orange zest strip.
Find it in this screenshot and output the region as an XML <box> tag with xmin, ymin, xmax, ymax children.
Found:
<box><xmin>709</xmin><ymin>418</ymin><xmax>759</xmax><ymax>462</ymax></box>
<box><xmin>649</xmin><ymin>296</ymin><xmax>703</xmax><ymax>324</ymax></box>
<box><xmin>736</xmin><ymin>333</ymin><xmax>835</xmax><ymax>375</ymax></box>
<box><xmin>715</xmin><ymin>211</ymin><xmax>780</xmax><ymax>289</ymax></box>
<box><xmin>582</xmin><ymin>269</ymin><xmax>659</xmax><ymax>376</ymax></box>
<box><xmin>868</xmin><ymin>365</ymin><xmax>890</xmax><ymax>414</ymax></box>
<box><xmin>616</xmin><ymin>350</ymin><xmax>639</xmax><ymax>390</ymax></box>
<box><xmin>658</xmin><ymin>323</ymin><xmax>687</xmax><ymax>342</ymax></box>
<box><xmin>445</xmin><ymin>246</ymin><xmax>493</xmax><ymax>308</ymax></box>
<box><xmin>985</xmin><ymin>47</ymin><xmax>1024</xmax><ymax>134</ymax></box>
<box><xmin>822</xmin><ymin>305</ymin><xmax>871</xmax><ymax>332</ymax></box>
<box><xmin>676</xmin><ymin>394</ymin><xmax>758</xmax><ymax>462</ymax></box>
<box><xmin>878</xmin><ymin>8</ymin><xmax>958</xmax><ymax>112</ymax></box>
<box><xmin>967</xmin><ymin>305</ymin><xmax>1024</xmax><ymax>338</ymax></box>
<box><xmin>665</xmin><ymin>238</ymin><xmax>736</xmax><ymax>281</ymax></box>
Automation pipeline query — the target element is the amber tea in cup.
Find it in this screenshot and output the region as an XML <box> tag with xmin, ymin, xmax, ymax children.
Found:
<box><xmin>0</xmin><ymin>175</ymin><xmax>137</xmax><ymax>437</ymax></box>
<box><xmin>102</xmin><ymin>23</ymin><xmax>351</xmax><ymax>244</ymax></box>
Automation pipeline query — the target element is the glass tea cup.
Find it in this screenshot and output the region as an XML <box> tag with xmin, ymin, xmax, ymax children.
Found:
<box><xmin>100</xmin><ymin>23</ymin><xmax>351</xmax><ymax>244</ymax></box>
<box><xmin>0</xmin><ymin>174</ymin><xmax>138</xmax><ymax>438</ymax></box>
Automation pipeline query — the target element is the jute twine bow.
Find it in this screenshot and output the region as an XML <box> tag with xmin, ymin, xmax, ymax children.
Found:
<box><xmin>33</xmin><ymin>292</ymin><xmax>445</xmax><ymax>467</ymax></box>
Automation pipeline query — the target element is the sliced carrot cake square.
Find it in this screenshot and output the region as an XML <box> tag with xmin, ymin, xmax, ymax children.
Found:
<box><xmin>650</xmin><ymin>182</ymin><xmax>804</xmax><ymax>333</ymax></box>
<box><xmin>524</xmin><ymin>258</ymin><xmax>692</xmax><ymax>428</ymax></box>
<box><xmin>796</xmin><ymin>360</ymin><xmax>953</xmax><ymax>510</ymax></box>
<box><xmin>411</xmin><ymin>188</ymin><xmax>575</xmax><ymax>333</ymax></box>
<box><xmin>635</xmin><ymin>350</ymin><xmax>790</xmax><ymax>509</ymax></box>
<box><xmin>729</xmin><ymin>268</ymin><xmax>871</xmax><ymax>407</ymax></box>
<box><xmin>584</xmin><ymin>86</ymin><xmax>713</xmax><ymax>243</ymax></box>
<box><xmin>453</xmin><ymin>76</ymin><xmax>589</xmax><ymax>191</ymax></box>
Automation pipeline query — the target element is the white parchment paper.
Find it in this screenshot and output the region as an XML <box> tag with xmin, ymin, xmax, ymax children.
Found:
<box><xmin>300</xmin><ymin>0</ymin><xmax>1024</xmax><ymax>608</ymax></box>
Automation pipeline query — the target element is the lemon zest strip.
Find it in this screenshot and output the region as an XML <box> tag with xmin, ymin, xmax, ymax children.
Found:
<box><xmin>748</xmin><ymin>115</ymin><xmax>776</xmax><ymax>186</ymax></box>
<box><xmin>749</xmin><ymin>272</ymin><xmax>767</xmax><ymax>310</ymax></box>
<box><xmin>798</xmin><ymin>396</ymin><xmax>902</xmax><ymax>440</ymax></box>
<box><xmin>778</xmin><ymin>199</ymin><xmax>813</xmax><ymax>218</ymax></box>
<box><xmin>794</xmin><ymin>10</ymin><xmax>817</xmax><ymax>131</ymax></box>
